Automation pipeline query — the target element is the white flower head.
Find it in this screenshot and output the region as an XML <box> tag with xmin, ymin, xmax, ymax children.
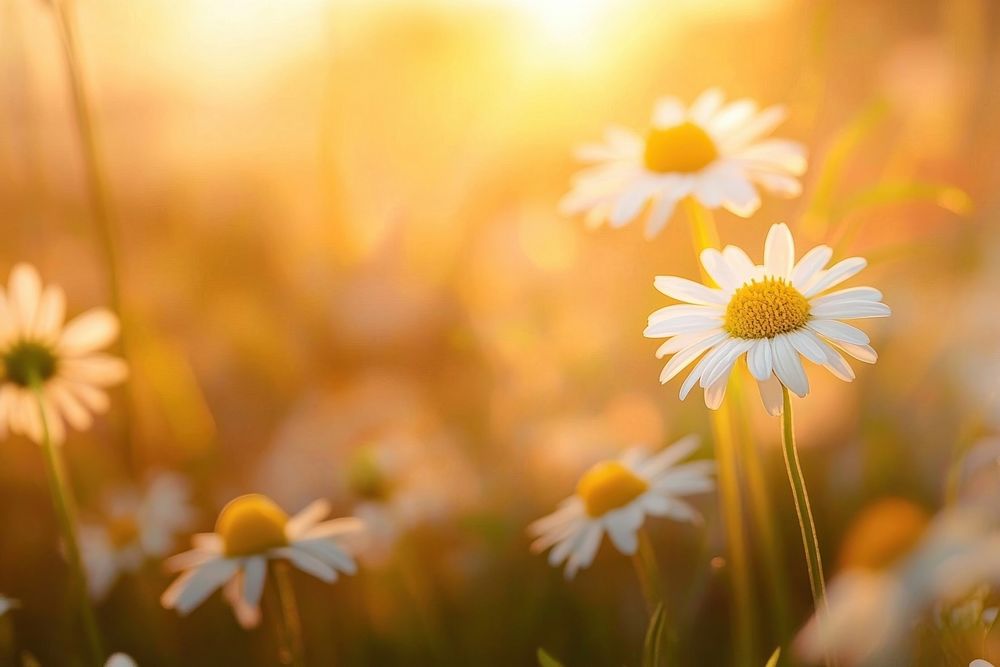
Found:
<box><xmin>105</xmin><ymin>654</ymin><xmax>137</xmax><ymax>667</ymax></box>
<box><xmin>528</xmin><ymin>436</ymin><xmax>713</xmax><ymax>579</ymax></box>
<box><xmin>161</xmin><ymin>494</ymin><xmax>365</xmax><ymax>629</ymax></box>
<box><xmin>0</xmin><ymin>263</ymin><xmax>127</xmax><ymax>444</ymax></box>
<box><xmin>560</xmin><ymin>88</ymin><xmax>807</xmax><ymax>238</ymax></box>
<box><xmin>82</xmin><ymin>472</ymin><xmax>198</xmax><ymax>600</ymax></box>
<box><xmin>645</xmin><ymin>223</ymin><xmax>890</xmax><ymax>415</ymax></box>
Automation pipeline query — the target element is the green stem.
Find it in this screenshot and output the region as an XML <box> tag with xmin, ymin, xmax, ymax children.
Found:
<box><xmin>631</xmin><ymin>529</ymin><xmax>664</xmax><ymax>613</ymax></box>
<box><xmin>48</xmin><ymin>0</ymin><xmax>136</xmax><ymax>474</ymax></box>
<box><xmin>729</xmin><ymin>377</ymin><xmax>793</xmax><ymax>642</ymax></box>
<box><xmin>32</xmin><ymin>380</ymin><xmax>104</xmax><ymax>666</ymax></box>
<box><xmin>684</xmin><ymin>199</ymin><xmax>756</xmax><ymax>665</ymax></box>
<box><xmin>271</xmin><ymin>561</ymin><xmax>306</xmax><ymax>667</ymax></box>
<box><xmin>779</xmin><ymin>388</ymin><xmax>830</xmax><ymax>634</ymax></box>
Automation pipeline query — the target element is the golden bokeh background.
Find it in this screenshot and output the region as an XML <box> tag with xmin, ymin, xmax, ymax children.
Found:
<box><xmin>1</xmin><ymin>0</ymin><xmax>998</xmax><ymax>664</ymax></box>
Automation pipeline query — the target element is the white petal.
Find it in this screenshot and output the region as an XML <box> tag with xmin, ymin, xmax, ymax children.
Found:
<box><xmin>820</xmin><ymin>342</ymin><xmax>856</xmax><ymax>381</ymax></box>
<box><xmin>170</xmin><ymin>559</ymin><xmax>239</xmax><ymax>614</ymax></box>
<box><xmin>652</xmin><ymin>97</ymin><xmax>685</xmax><ymax>127</ymax></box>
<box><xmin>274</xmin><ymin>546</ymin><xmax>337</xmax><ymax>582</ymax></box>
<box><xmin>831</xmin><ymin>340</ymin><xmax>878</xmax><ymax>364</ymax></box>
<box><xmin>700</xmin><ymin>249</ymin><xmax>740</xmax><ymax>291</ymax></box>
<box><xmin>34</xmin><ymin>286</ymin><xmax>66</xmax><ymax>343</ymax></box>
<box><xmin>58</xmin><ymin>355</ymin><xmax>129</xmax><ymax>387</ymax></box>
<box><xmin>810</xmin><ymin>301</ymin><xmax>891</xmax><ymax>319</ymax></box>
<box><xmin>659</xmin><ymin>332</ymin><xmax>729</xmax><ymax>384</ymax></box>
<box><xmin>242</xmin><ymin>556</ymin><xmax>267</xmax><ymax>608</ymax></box>
<box><xmin>764</xmin><ymin>223</ymin><xmax>795</xmax><ymax>279</ymax></box>
<box><xmin>722</xmin><ymin>105</ymin><xmax>787</xmax><ymax>152</ymax></box>
<box><xmin>704</xmin><ymin>373</ymin><xmax>730</xmax><ymax>410</ymax></box>
<box><xmin>679</xmin><ymin>348</ymin><xmax>718</xmax><ymax>401</ymax></box>
<box><xmin>810</xmin><ymin>286</ymin><xmax>884</xmax><ymax>305</ymax></box>
<box><xmin>771</xmin><ymin>335</ymin><xmax>809</xmax><ymax>397</ymax></box>
<box><xmin>721</xmin><ymin>246</ymin><xmax>757</xmax><ymax>281</ymax></box>
<box><xmin>747</xmin><ymin>338</ymin><xmax>774</xmax><ymax>381</ymax></box>
<box><xmin>605</xmin><ymin>516</ymin><xmax>639</xmax><ymax>555</ymax></box>
<box><xmin>807</xmin><ymin>320</ymin><xmax>870</xmax><ymax>345</ymax></box>
<box><xmin>802</xmin><ymin>258</ymin><xmax>867</xmax><ymax>297</ymax></box>
<box><xmin>791</xmin><ymin>245</ymin><xmax>833</xmax><ymax>289</ymax></box>
<box><xmin>788</xmin><ymin>330</ymin><xmax>828</xmax><ymax>365</ymax></box>
<box><xmin>285</xmin><ymin>499</ymin><xmax>331</xmax><ymax>540</ymax></box>
<box><xmin>655</xmin><ymin>328</ymin><xmax>725</xmax><ymax>358</ymax></box>
<box><xmin>653</xmin><ymin>276</ymin><xmax>728</xmax><ymax>306</ymax></box>
<box><xmin>58</xmin><ymin>309</ymin><xmax>120</xmax><ymax>356</ymax></box>
<box><xmin>756</xmin><ymin>374</ymin><xmax>784</xmax><ymax>416</ymax></box>
<box><xmin>699</xmin><ymin>338</ymin><xmax>752</xmax><ymax>389</ymax></box>
<box><xmin>644</xmin><ymin>193</ymin><xmax>680</xmax><ymax>239</ymax></box>
<box><xmin>8</xmin><ymin>263</ymin><xmax>42</xmax><ymax>335</ymax></box>
<box><xmin>689</xmin><ymin>88</ymin><xmax>725</xmax><ymax>124</ymax></box>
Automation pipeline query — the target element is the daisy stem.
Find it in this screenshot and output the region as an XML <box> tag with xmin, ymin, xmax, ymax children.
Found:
<box><xmin>631</xmin><ymin>528</ymin><xmax>664</xmax><ymax>612</ymax></box>
<box><xmin>48</xmin><ymin>0</ymin><xmax>136</xmax><ymax>474</ymax></box>
<box><xmin>31</xmin><ymin>379</ymin><xmax>104</xmax><ymax>667</ymax></box>
<box><xmin>271</xmin><ymin>560</ymin><xmax>306</xmax><ymax>667</ymax></box>
<box><xmin>779</xmin><ymin>387</ymin><xmax>830</xmax><ymax>620</ymax></box>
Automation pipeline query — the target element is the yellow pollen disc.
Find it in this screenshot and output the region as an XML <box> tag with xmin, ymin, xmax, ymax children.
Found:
<box><xmin>216</xmin><ymin>494</ymin><xmax>289</xmax><ymax>557</ymax></box>
<box><xmin>576</xmin><ymin>461</ymin><xmax>649</xmax><ymax>518</ymax></box>
<box><xmin>724</xmin><ymin>277</ymin><xmax>810</xmax><ymax>339</ymax></box>
<box><xmin>643</xmin><ymin>121</ymin><xmax>719</xmax><ymax>173</ymax></box>
<box><xmin>107</xmin><ymin>515</ymin><xmax>140</xmax><ymax>549</ymax></box>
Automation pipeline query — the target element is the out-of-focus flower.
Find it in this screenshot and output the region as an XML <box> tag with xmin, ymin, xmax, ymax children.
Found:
<box><xmin>796</xmin><ymin>490</ymin><xmax>1000</xmax><ymax>665</ymax></box>
<box><xmin>645</xmin><ymin>223</ymin><xmax>889</xmax><ymax>414</ymax></box>
<box><xmin>105</xmin><ymin>654</ymin><xmax>137</xmax><ymax>667</ymax></box>
<box><xmin>161</xmin><ymin>494</ymin><xmax>364</xmax><ymax>629</ymax></box>
<box><xmin>81</xmin><ymin>472</ymin><xmax>197</xmax><ymax>600</ymax></box>
<box><xmin>528</xmin><ymin>436</ymin><xmax>713</xmax><ymax>579</ymax></box>
<box><xmin>971</xmin><ymin>660</ymin><xmax>995</xmax><ymax>667</ymax></box>
<box><xmin>560</xmin><ymin>88</ymin><xmax>807</xmax><ymax>238</ymax></box>
<box><xmin>255</xmin><ymin>377</ymin><xmax>479</xmax><ymax>563</ymax></box>
<box><xmin>0</xmin><ymin>263</ymin><xmax>127</xmax><ymax>444</ymax></box>
<box><xmin>0</xmin><ymin>595</ymin><xmax>18</xmax><ymax>616</ymax></box>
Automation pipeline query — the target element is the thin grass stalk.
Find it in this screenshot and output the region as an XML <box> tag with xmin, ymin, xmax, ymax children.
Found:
<box><xmin>32</xmin><ymin>378</ymin><xmax>104</xmax><ymax>666</ymax></box>
<box><xmin>48</xmin><ymin>0</ymin><xmax>136</xmax><ymax>472</ymax></box>
<box><xmin>683</xmin><ymin>198</ymin><xmax>755</xmax><ymax>664</ymax></box>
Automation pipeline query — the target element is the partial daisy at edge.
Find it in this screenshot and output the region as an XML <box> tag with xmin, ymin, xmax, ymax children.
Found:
<box><xmin>644</xmin><ymin>222</ymin><xmax>890</xmax><ymax>415</ymax></box>
<box><xmin>560</xmin><ymin>88</ymin><xmax>807</xmax><ymax>238</ymax></box>
<box><xmin>161</xmin><ymin>494</ymin><xmax>366</xmax><ymax>628</ymax></box>
<box><xmin>529</xmin><ymin>435</ymin><xmax>714</xmax><ymax>579</ymax></box>
<box><xmin>0</xmin><ymin>262</ymin><xmax>128</xmax><ymax>444</ymax></box>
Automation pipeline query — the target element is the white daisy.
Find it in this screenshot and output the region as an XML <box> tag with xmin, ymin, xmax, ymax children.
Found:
<box><xmin>0</xmin><ymin>263</ymin><xmax>127</xmax><ymax>444</ymax></box>
<box><xmin>528</xmin><ymin>436</ymin><xmax>713</xmax><ymax>579</ymax></box>
<box><xmin>644</xmin><ymin>223</ymin><xmax>890</xmax><ymax>415</ymax></box>
<box><xmin>560</xmin><ymin>88</ymin><xmax>807</xmax><ymax>238</ymax></box>
<box><xmin>161</xmin><ymin>494</ymin><xmax>365</xmax><ymax>629</ymax></box>
<box><xmin>82</xmin><ymin>472</ymin><xmax>197</xmax><ymax>600</ymax></box>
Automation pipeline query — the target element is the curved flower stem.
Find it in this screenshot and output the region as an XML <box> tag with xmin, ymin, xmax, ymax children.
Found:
<box><xmin>779</xmin><ymin>388</ymin><xmax>830</xmax><ymax>625</ymax></box>
<box><xmin>631</xmin><ymin>528</ymin><xmax>664</xmax><ymax>613</ymax></box>
<box><xmin>31</xmin><ymin>379</ymin><xmax>104</xmax><ymax>667</ymax></box>
<box><xmin>271</xmin><ymin>561</ymin><xmax>307</xmax><ymax>667</ymax></box>
<box><xmin>683</xmin><ymin>198</ymin><xmax>755</xmax><ymax>664</ymax></box>
<box><xmin>48</xmin><ymin>0</ymin><xmax>136</xmax><ymax>474</ymax></box>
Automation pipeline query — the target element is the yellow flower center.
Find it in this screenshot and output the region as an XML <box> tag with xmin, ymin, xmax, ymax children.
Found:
<box><xmin>216</xmin><ymin>494</ymin><xmax>289</xmax><ymax>557</ymax></box>
<box><xmin>576</xmin><ymin>461</ymin><xmax>649</xmax><ymax>517</ymax></box>
<box><xmin>643</xmin><ymin>121</ymin><xmax>719</xmax><ymax>173</ymax></box>
<box><xmin>724</xmin><ymin>277</ymin><xmax>811</xmax><ymax>339</ymax></box>
<box><xmin>107</xmin><ymin>515</ymin><xmax>140</xmax><ymax>549</ymax></box>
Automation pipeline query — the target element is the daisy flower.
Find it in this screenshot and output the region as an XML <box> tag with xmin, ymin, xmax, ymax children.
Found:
<box><xmin>81</xmin><ymin>472</ymin><xmax>197</xmax><ymax>600</ymax></box>
<box><xmin>161</xmin><ymin>494</ymin><xmax>365</xmax><ymax>629</ymax></box>
<box><xmin>0</xmin><ymin>263</ymin><xmax>127</xmax><ymax>444</ymax></box>
<box><xmin>560</xmin><ymin>88</ymin><xmax>807</xmax><ymax>238</ymax></box>
<box><xmin>529</xmin><ymin>436</ymin><xmax>713</xmax><ymax>579</ymax></box>
<box><xmin>644</xmin><ymin>223</ymin><xmax>890</xmax><ymax>415</ymax></box>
